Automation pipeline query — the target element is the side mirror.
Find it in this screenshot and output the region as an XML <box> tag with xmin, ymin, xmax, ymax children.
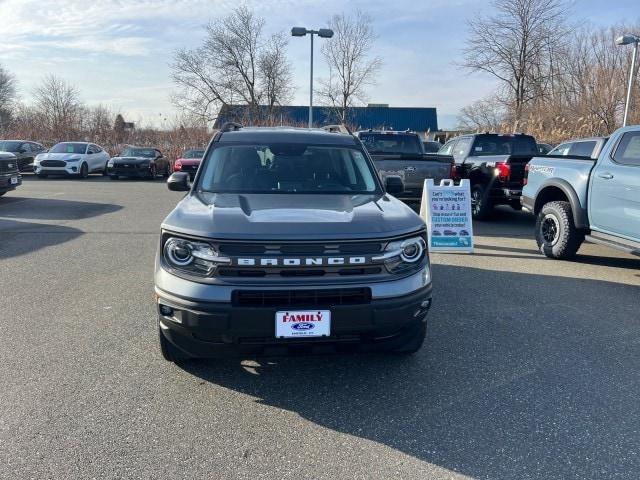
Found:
<box><xmin>167</xmin><ymin>172</ymin><xmax>190</xmax><ymax>191</ymax></box>
<box><xmin>384</xmin><ymin>175</ymin><xmax>404</xmax><ymax>195</ymax></box>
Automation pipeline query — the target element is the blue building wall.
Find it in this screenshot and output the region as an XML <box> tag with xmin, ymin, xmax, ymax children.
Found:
<box><xmin>215</xmin><ymin>105</ymin><xmax>438</xmax><ymax>132</ymax></box>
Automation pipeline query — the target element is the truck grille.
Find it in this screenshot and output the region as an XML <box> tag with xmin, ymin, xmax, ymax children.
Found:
<box><xmin>41</xmin><ymin>160</ymin><xmax>66</xmax><ymax>167</ymax></box>
<box><xmin>232</xmin><ymin>288</ymin><xmax>371</xmax><ymax>307</ymax></box>
<box><xmin>215</xmin><ymin>240</ymin><xmax>385</xmax><ymax>278</ymax></box>
<box><xmin>0</xmin><ymin>160</ymin><xmax>19</xmax><ymax>173</ymax></box>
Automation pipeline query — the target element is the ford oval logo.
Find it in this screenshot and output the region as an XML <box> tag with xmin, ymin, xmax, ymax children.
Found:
<box><xmin>292</xmin><ymin>322</ymin><xmax>315</xmax><ymax>331</ymax></box>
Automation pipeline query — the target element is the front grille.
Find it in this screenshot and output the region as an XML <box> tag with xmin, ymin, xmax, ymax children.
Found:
<box><xmin>218</xmin><ymin>242</ymin><xmax>383</xmax><ymax>256</ymax></box>
<box><xmin>40</xmin><ymin>160</ymin><xmax>66</xmax><ymax>167</ymax></box>
<box><xmin>232</xmin><ymin>288</ymin><xmax>371</xmax><ymax>307</ymax></box>
<box><xmin>0</xmin><ymin>161</ymin><xmax>19</xmax><ymax>174</ymax></box>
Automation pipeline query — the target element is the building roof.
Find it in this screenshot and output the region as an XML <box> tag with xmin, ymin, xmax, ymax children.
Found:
<box><xmin>215</xmin><ymin>105</ymin><xmax>438</xmax><ymax>132</ymax></box>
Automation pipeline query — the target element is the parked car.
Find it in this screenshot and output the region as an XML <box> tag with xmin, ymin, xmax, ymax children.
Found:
<box><xmin>155</xmin><ymin>124</ymin><xmax>432</xmax><ymax>362</ymax></box>
<box><xmin>173</xmin><ymin>148</ymin><xmax>205</xmax><ymax>180</ymax></box>
<box><xmin>356</xmin><ymin>130</ymin><xmax>454</xmax><ymax>205</ymax></box>
<box><xmin>537</xmin><ymin>143</ymin><xmax>553</xmax><ymax>155</ymax></box>
<box><xmin>422</xmin><ymin>140</ymin><xmax>442</xmax><ymax>153</ymax></box>
<box><xmin>439</xmin><ymin>133</ymin><xmax>539</xmax><ymax>219</ymax></box>
<box><xmin>0</xmin><ymin>140</ymin><xmax>46</xmax><ymax>172</ymax></box>
<box><xmin>522</xmin><ymin>126</ymin><xmax>640</xmax><ymax>259</ymax></box>
<box><xmin>107</xmin><ymin>146</ymin><xmax>170</xmax><ymax>180</ymax></box>
<box><xmin>547</xmin><ymin>136</ymin><xmax>608</xmax><ymax>159</ymax></box>
<box><xmin>0</xmin><ymin>152</ymin><xmax>21</xmax><ymax>196</ymax></box>
<box><xmin>34</xmin><ymin>142</ymin><xmax>110</xmax><ymax>178</ymax></box>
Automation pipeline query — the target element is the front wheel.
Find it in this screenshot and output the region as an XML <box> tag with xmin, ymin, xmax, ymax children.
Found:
<box><xmin>535</xmin><ymin>201</ymin><xmax>584</xmax><ymax>259</ymax></box>
<box><xmin>102</xmin><ymin>164</ymin><xmax>109</xmax><ymax>176</ymax></box>
<box><xmin>390</xmin><ymin>322</ymin><xmax>427</xmax><ymax>355</ymax></box>
<box><xmin>79</xmin><ymin>162</ymin><xmax>89</xmax><ymax>179</ymax></box>
<box><xmin>471</xmin><ymin>184</ymin><xmax>493</xmax><ymax>220</ymax></box>
<box><xmin>158</xmin><ymin>321</ymin><xmax>187</xmax><ymax>363</ymax></box>
<box><xmin>162</xmin><ymin>164</ymin><xmax>171</xmax><ymax>178</ymax></box>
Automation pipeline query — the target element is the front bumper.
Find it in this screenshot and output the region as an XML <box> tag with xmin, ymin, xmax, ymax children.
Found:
<box><xmin>34</xmin><ymin>164</ymin><xmax>80</xmax><ymax>175</ymax></box>
<box><xmin>157</xmin><ymin>283</ymin><xmax>432</xmax><ymax>358</ymax></box>
<box><xmin>108</xmin><ymin>165</ymin><xmax>153</xmax><ymax>177</ymax></box>
<box><xmin>0</xmin><ymin>172</ymin><xmax>21</xmax><ymax>192</ymax></box>
<box><xmin>155</xmin><ymin>266</ymin><xmax>432</xmax><ymax>358</ymax></box>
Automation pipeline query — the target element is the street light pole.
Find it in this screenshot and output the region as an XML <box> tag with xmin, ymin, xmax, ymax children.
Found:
<box><xmin>616</xmin><ymin>34</ymin><xmax>640</xmax><ymax>127</ymax></box>
<box><xmin>291</xmin><ymin>27</ymin><xmax>334</xmax><ymax>129</ymax></box>
<box><xmin>309</xmin><ymin>32</ymin><xmax>314</xmax><ymax>128</ymax></box>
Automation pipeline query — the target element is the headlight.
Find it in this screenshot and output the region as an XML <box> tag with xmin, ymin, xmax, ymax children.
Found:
<box><xmin>373</xmin><ymin>235</ymin><xmax>427</xmax><ymax>274</ymax></box>
<box><xmin>107</xmin><ymin>160</ymin><xmax>114</xmax><ymax>167</ymax></box>
<box><xmin>66</xmin><ymin>157</ymin><xmax>81</xmax><ymax>162</ymax></box>
<box><xmin>162</xmin><ymin>236</ymin><xmax>230</xmax><ymax>276</ymax></box>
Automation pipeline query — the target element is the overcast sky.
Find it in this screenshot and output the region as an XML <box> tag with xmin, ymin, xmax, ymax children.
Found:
<box><xmin>0</xmin><ymin>0</ymin><xmax>637</xmax><ymax>129</ymax></box>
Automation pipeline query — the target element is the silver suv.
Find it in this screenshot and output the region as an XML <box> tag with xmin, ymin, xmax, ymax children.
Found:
<box><xmin>155</xmin><ymin>124</ymin><xmax>432</xmax><ymax>361</ymax></box>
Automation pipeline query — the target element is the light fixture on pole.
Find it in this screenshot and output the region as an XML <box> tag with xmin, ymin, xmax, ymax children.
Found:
<box><xmin>291</xmin><ymin>27</ymin><xmax>334</xmax><ymax>128</ymax></box>
<box><xmin>616</xmin><ymin>34</ymin><xmax>640</xmax><ymax>127</ymax></box>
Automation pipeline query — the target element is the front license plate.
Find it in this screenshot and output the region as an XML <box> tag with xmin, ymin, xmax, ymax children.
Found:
<box><xmin>275</xmin><ymin>310</ymin><xmax>330</xmax><ymax>338</ymax></box>
<box><xmin>10</xmin><ymin>176</ymin><xmax>18</xmax><ymax>185</ymax></box>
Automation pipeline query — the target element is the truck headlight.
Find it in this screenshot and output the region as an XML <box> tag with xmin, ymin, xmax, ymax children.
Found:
<box><xmin>373</xmin><ymin>235</ymin><xmax>427</xmax><ymax>273</ymax></box>
<box><xmin>162</xmin><ymin>236</ymin><xmax>230</xmax><ymax>276</ymax></box>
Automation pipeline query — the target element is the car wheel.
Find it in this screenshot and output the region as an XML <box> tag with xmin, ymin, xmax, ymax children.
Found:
<box><xmin>390</xmin><ymin>323</ymin><xmax>427</xmax><ymax>355</ymax></box>
<box><xmin>471</xmin><ymin>184</ymin><xmax>493</xmax><ymax>220</ymax></box>
<box><xmin>149</xmin><ymin>165</ymin><xmax>157</xmax><ymax>180</ymax></box>
<box><xmin>535</xmin><ymin>201</ymin><xmax>584</xmax><ymax>259</ymax></box>
<box><xmin>79</xmin><ymin>162</ymin><xmax>89</xmax><ymax>179</ymax></box>
<box><xmin>510</xmin><ymin>202</ymin><xmax>523</xmax><ymax>211</ymax></box>
<box><xmin>102</xmin><ymin>164</ymin><xmax>109</xmax><ymax>176</ymax></box>
<box><xmin>158</xmin><ymin>320</ymin><xmax>187</xmax><ymax>363</ymax></box>
<box><xmin>162</xmin><ymin>165</ymin><xmax>171</xmax><ymax>178</ymax></box>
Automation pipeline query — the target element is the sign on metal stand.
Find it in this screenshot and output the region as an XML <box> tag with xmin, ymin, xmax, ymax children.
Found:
<box><xmin>420</xmin><ymin>179</ymin><xmax>474</xmax><ymax>253</ymax></box>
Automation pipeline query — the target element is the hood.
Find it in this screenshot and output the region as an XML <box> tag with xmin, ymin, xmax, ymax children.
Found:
<box><xmin>38</xmin><ymin>152</ymin><xmax>84</xmax><ymax>161</ymax></box>
<box><xmin>162</xmin><ymin>193</ymin><xmax>424</xmax><ymax>240</ymax></box>
<box><xmin>112</xmin><ymin>156</ymin><xmax>151</xmax><ymax>164</ymax></box>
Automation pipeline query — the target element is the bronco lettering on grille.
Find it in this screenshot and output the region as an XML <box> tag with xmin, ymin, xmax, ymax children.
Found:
<box><xmin>236</xmin><ymin>257</ymin><xmax>366</xmax><ymax>266</ymax></box>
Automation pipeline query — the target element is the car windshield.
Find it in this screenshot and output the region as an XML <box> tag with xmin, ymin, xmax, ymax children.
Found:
<box><xmin>183</xmin><ymin>150</ymin><xmax>205</xmax><ymax>159</ymax></box>
<box><xmin>0</xmin><ymin>141</ymin><xmax>22</xmax><ymax>152</ymax></box>
<box><xmin>198</xmin><ymin>143</ymin><xmax>380</xmax><ymax>194</ymax></box>
<box><xmin>471</xmin><ymin>135</ymin><xmax>538</xmax><ymax>156</ymax></box>
<box><xmin>358</xmin><ymin>133</ymin><xmax>423</xmax><ymax>155</ymax></box>
<box><xmin>50</xmin><ymin>143</ymin><xmax>87</xmax><ymax>154</ymax></box>
<box><xmin>122</xmin><ymin>148</ymin><xmax>156</xmax><ymax>158</ymax></box>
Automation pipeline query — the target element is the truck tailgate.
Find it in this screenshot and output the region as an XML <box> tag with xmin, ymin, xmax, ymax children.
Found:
<box><xmin>373</xmin><ymin>154</ymin><xmax>454</xmax><ymax>199</ymax></box>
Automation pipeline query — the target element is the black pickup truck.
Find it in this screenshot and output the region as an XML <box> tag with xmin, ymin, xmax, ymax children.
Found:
<box><xmin>356</xmin><ymin>130</ymin><xmax>454</xmax><ymax>206</ymax></box>
<box><xmin>0</xmin><ymin>152</ymin><xmax>21</xmax><ymax>197</ymax></box>
<box><xmin>439</xmin><ymin>133</ymin><xmax>538</xmax><ymax>219</ymax></box>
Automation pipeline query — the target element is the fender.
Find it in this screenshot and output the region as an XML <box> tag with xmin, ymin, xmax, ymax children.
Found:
<box><xmin>534</xmin><ymin>178</ymin><xmax>589</xmax><ymax>229</ymax></box>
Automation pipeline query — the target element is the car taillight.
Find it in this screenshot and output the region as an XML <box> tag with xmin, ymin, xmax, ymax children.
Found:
<box><xmin>523</xmin><ymin>163</ymin><xmax>529</xmax><ymax>185</ymax></box>
<box><xmin>495</xmin><ymin>162</ymin><xmax>510</xmax><ymax>181</ymax></box>
<box><xmin>450</xmin><ymin>163</ymin><xmax>458</xmax><ymax>180</ymax></box>
<box><xmin>174</xmin><ymin>159</ymin><xmax>182</xmax><ymax>171</ymax></box>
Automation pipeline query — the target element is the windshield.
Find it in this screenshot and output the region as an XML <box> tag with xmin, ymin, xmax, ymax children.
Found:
<box><xmin>0</xmin><ymin>141</ymin><xmax>22</xmax><ymax>152</ymax></box>
<box><xmin>183</xmin><ymin>150</ymin><xmax>205</xmax><ymax>159</ymax></box>
<box><xmin>198</xmin><ymin>143</ymin><xmax>380</xmax><ymax>194</ymax></box>
<box><xmin>122</xmin><ymin>148</ymin><xmax>156</xmax><ymax>158</ymax></box>
<box><xmin>50</xmin><ymin>143</ymin><xmax>87</xmax><ymax>154</ymax></box>
<box><xmin>470</xmin><ymin>135</ymin><xmax>538</xmax><ymax>156</ymax></box>
<box><xmin>358</xmin><ymin>133</ymin><xmax>423</xmax><ymax>155</ymax></box>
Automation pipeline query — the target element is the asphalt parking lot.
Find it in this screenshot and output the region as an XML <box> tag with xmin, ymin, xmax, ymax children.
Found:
<box><xmin>1</xmin><ymin>175</ymin><xmax>639</xmax><ymax>480</ymax></box>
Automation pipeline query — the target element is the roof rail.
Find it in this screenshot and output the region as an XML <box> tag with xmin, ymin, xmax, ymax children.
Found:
<box><xmin>220</xmin><ymin>122</ymin><xmax>243</xmax><ymax>133</ymax></box>
<box><xmin>322</xmin><ymin>124</ymin><xmax>352</xmax><ymax>135</ymax></box>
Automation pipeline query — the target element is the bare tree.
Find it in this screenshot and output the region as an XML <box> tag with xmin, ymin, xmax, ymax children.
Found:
<box><xmin>33</xmin><ymin>75</ymin><xmax>83</xmax><ymax>141</ymax></box>
<box><xmin>0</xmin><ymin>65</ymin><xmax>17</xmax><ymax>131</ymax></box>
<box><xmin>462</xmin><ymin>0</ymin><xmax>567</xmax><ymax>129</ymax></box>
<box><xmin>457</xmin><ymin>96</ymin><xmax>506</xmax><ymax>131</ymax></box>
<box><xmin>317</xmin><ymin>11</ymin><xmax>382</xmax><ymax>123</ymax></box>
<box><xmin>171</xmin><ymin>5</ymin><xmax>293</xmax><ymax>124</ymax></box>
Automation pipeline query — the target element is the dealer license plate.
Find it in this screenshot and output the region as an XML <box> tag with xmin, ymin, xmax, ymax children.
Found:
<box><xmin>275</xmin><ymin>310</ymin><xmax>331</xmax><ymax>338</ymax></box>
<box><xmin>10</xmin><ymin>176</ymin><xmax>18</xmax><ymax>185</ymax></box>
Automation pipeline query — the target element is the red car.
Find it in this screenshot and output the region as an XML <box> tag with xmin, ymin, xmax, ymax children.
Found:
<box><xmin>173</xmin><ymin>149</ymin><xmax>205</xmax><ymax>179</ymax></box>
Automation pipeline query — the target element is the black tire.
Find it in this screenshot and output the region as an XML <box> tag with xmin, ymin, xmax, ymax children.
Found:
<box><xmin>37</xmin><ymin>173</ymin><xmax>48</xmax><ymax>179</ymax></box>
<box><xmin>0</xmin><ymin>191</ymin><xmax>6</xmax><ymax>197</ymax></box>
<box><xmin>102</xmin><ymin>163</ymin><xmax>109</xmax><ymax>176</ymax></box>
<box><xmin>510</xmin><ymin>202</ymin><xmax>523</xmax><ymax>211</ymax></box>
<box><xmin>162</xmin><ymin>165</ymin><xmax>171</xmax><ymax>178</ymax></box>
<box><xmin>471</xmin><ymin>183</ymin><xmax>493</xmax><ymax>220</ymax></box>
<box><xmin>79</xmin><ymin>162</ymin><xmax>89</xmax><ymax>179</ymax></box>
<box><xmin>535</xmin><ymin>201</ymin><xmax>584</xmax><ymax>259</ymax></box>
<box><xmin>390</xmin><ymin>323</ymin><xmax>427</xmax><ymax>355</ymax></box>
<box><xmin>158</xmin><ymin>321</ymin><xmax>187</xmax><ymax>362</ymax></box>
<box><xmin>148</xmin><ymin>165</ymin><xmax>157</xmax><ymax>180</ymax></box>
